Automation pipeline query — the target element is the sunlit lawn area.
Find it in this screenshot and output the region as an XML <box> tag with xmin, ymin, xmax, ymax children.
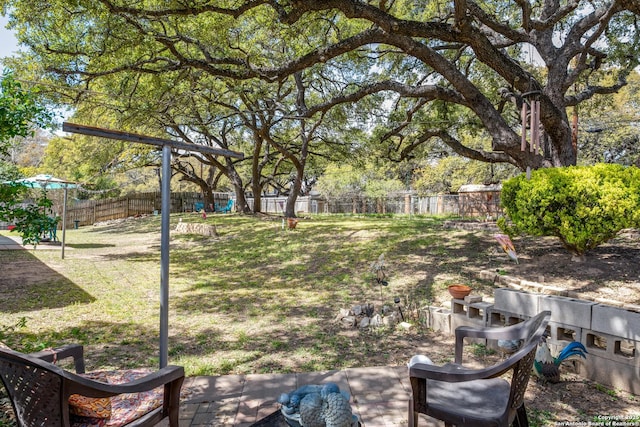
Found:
<box><xmin>0</xmin><ymin>213</ymin><xmax>499</xmax><ymax>376</ymax></box>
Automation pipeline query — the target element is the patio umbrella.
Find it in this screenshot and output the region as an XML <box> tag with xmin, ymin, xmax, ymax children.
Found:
<box><xmin>11</xmin><ymin>174</ymin><xmax>77</xmax><ymax>259</ymax></box>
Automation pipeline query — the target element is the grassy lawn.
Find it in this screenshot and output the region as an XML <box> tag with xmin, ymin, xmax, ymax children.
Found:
<box><xmin>0</xmin><ymin>213</ymin><xmax>504</xmax><ymax>376</ymax></box>
<box><xmin>3</xmin><ymin>213</ymin><xmax>640</xmax><ymax>426</ymax></box>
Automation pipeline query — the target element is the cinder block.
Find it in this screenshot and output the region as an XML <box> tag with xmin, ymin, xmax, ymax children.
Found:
<box><xmin>467</xmin><ymin>301</ymin><xmax>493</xmax><ymax>323</ymax></box>
<box><xmin>546</xmin><ymin>321</ymin><xmax>583</xmax><ymax>346</ymax></box>
<box><xmin>539</xmin><ymin>295</ymin><xmax>595</xmax><ymax>329</ymax></box>
<box><xmin>493</xmin><ymin>288</ymin><xmax>540</xmax><ymax>317</ymax></box>
<box><xmin>428</xmin><ymin>306</ymin><xmax>451</xmax><ymax>335</ymax></box>
<box><xmin>488</xmin><ymin>308</ymin><xmax>526</xmax><ymax>327</ymax></box>
<box><xmin>580</xmin><ymin>351</ymin><xmax>640</xmax><ymax>395</ymax></box>
<box><xmin>451</xmin><ymin>299</ymin><xmax>493</xmax><ymax>323</ymax></box>
<box><xmin>591</xmin><ymin>304</ymin><xmax>640</xmax><ymax>342</ymax></box>
<box><xmin>488</xmin><ymin>308</ymin><xmax>507</xmax><ymax>327</ymax></box>
<box><xmin>451</xmin><ymin>312</ymin><xmax>486</xmax><ymax>344</ymax></box>
<box><xmin>581</xmin><ymin>329</ymin><xmax>639</xmax><ymax>365</ymax></box>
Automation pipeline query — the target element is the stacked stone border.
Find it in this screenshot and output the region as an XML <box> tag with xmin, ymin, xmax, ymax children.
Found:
<box><xmin>421</xmin><ymin>271</ymin><xmax>640</xmax><ymax>395</ymax></box>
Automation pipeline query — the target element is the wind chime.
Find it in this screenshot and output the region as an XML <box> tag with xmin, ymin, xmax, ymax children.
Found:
<box><xmin>520</xmin><ymin>91</ymin><xmax>542</xmax><ymax>156</ymax></box>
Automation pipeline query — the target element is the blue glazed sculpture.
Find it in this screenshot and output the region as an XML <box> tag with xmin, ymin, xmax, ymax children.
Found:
<box><xmin>278</xmin><ymin>383</ymin><xmax>359</xmax><ymax>427</ymax></box>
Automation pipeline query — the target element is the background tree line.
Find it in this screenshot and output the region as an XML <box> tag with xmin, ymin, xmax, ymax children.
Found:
<box><xmin>1</xmin><ymin>1</ymin><xmax>639</xmax><ymax>217</ymax></box>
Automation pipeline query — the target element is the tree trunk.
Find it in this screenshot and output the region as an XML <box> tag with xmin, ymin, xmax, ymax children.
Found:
<box><xmin>226</xmin><ymin>161</ymin><xmax>251</xmax><ymax>213</ymax></box>
<box><xmin>251</xmin><ymin>178</ymin><xmax>263</xmax><ymax>213</ymax></box>
<box><xmin>252</xmin><ymin>191</ymin><xmax>262</xmax><ymax>213</ymax></box>
<box><xmin>234</xmin><ymin>184</ymin><xmax>249</xmax><ymax>213</ymax></box>
<box><xmin>202</xmin><ymin>187</ymin><xmax>215</xmax><ymax>212</ymax></box>
<box><xmin>251</xmin><ymin>137</ymin><xmax>264</xmax><ymax>213</ymax></box>
<box><xmin>285</xmin><ymin>176</ymin><xmax>302</xmax><ymax>218</ymax></box>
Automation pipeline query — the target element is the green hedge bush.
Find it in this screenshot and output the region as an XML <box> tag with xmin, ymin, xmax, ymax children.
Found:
<box><xmin>498</xmin><ymin>164</ymin><xmax>640</xmax><ymax>256</ymax></box>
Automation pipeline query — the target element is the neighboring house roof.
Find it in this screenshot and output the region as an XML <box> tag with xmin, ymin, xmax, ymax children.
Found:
<box><xmin>457</xmin><ymin>184</ymin><xmax>502</xmax><ymax>193</ymax></box>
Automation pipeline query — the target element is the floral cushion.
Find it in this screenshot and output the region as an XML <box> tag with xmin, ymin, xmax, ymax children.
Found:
<box><xmin>70</xmin><ymin>368</ymin><xmax>163</xmax><ymax>427</ymax></box>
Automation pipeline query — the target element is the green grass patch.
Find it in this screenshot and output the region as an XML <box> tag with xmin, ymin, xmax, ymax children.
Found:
<box><xmin>0</xmin><ymin>214</ymin><xmax>502</xmax><ymax>375</ymax></box>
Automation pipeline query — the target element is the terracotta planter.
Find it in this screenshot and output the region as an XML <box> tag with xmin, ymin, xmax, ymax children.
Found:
<box><xmin>448</xmin><ymin>284</ymin><xmax>472</xmax><ymax>299</ymax></box>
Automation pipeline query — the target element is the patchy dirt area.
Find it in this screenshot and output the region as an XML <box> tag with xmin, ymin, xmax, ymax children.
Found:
<box><xmin>493</xmin><ymin>229</ymin><xmax>640</xmax><ymax>307</ymax></box>
<box><xmin>448</xmin><ymin>225</ymin><xmax>640</xmax><ymax>423</ymax></box>
<box><xmin>441</xmin><ymin>222</ymin><xmax>640</xmax><ymax>307</ymax></box>
<box><xmin>510</xmin><ymin>231</ymin><xmax>640</xmax><ymax>421</ymax></box>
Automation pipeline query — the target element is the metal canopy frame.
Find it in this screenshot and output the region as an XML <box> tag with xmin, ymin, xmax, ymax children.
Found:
<box><xmin>7</xmin><ymin>174</ymin><xmax>77</xmax><ymax>259</ymax></box>
<box><xmin>62</xmin><ymin>122</ymin><xmax>244</xmax><ymax>368</ymax></box>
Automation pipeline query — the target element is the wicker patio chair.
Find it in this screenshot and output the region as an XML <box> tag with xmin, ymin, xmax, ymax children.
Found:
<box><xmin>0</xmin><ymin>344</ymin><xmax>184</xmax><ymax>427</ymax></box>
<box><xmin>408</xmin><ymin>310</ymin><xmax>551</xmax><ymax>427</ymax></box>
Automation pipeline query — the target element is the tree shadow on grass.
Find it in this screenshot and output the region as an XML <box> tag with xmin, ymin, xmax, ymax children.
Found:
<box><xmin>5</xmin><ymin>320</ymin><xmax>165</xmax><ymax>370</ymax></box>
<box><xmin>100</xmin><ymin>251</ymin><xmax>158</xmax><ymax>262</ymax></box>
<box><xmin>0</xmin><ymin>251</ymin><xmax>94</xmax><ymax>313</ymax></box>
<box><xmin>85</xmin><ymin>217</ymin><xmax>164</xmax><ymax>235</ymax></box>
<box><xmin>66</xmin><ymin>243</ymin><xmax>117</xmax><ymax>249</ymax></box>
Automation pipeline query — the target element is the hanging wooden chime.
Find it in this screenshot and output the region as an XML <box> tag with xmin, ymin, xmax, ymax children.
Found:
<box><xmin>521</xmin><ymin>99</ymin><xmax>541</xmax><ymax>155</ymax></box>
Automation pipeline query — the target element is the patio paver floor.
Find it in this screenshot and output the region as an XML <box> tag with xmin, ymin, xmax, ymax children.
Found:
<box><xmin>157</xmin><ymin>366</ymin><xmax>440</xmax><ymax>426</ymax></box>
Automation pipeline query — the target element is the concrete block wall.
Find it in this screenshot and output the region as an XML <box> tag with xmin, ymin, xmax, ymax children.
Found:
<box><xmin>545</xmin><ymin>321</ymin><xmax>584</xmax><ymax>348</ymax></box>
<box><xmin>485</xmin><ymin>307</ymin><xmax>532</xmax><ymax>352</ymax></box>
<box><xmin>449</xmin><ymin>299</ymin><xmax>492</xmax><ymax>345</ymax></box>
<box><xmin>487</xmin><ymin>308</ymin><xmax>526</xmax><ymax>327</ymax></box>
<box><xmin>493</xmin><ymin>288</ymin><xmax>541</xmax><ymax>317</ymax></box>
<box><xmin>580</xmin><ymin>328</ymin><xmax>640</xmax><ymax>394</ymax></box>
<box><xmin>451</xmin><ymin>299</ymin><xmax>493</xmax><ymax>323</ymax></box>
<box><xmin>421</xmin><ymin>306</ymin><xmax>450</xmax><ymax>334</ymax></box>
<box><xmin>540</xmin><ymin>295</ymin><xmax>596</xmax><ymax>330</ymax></box>
<box><xmin>431</xmin><ymin>287</ymin><xmax>640</xmax><ymax>395</ymax></box>
<box><xmin>423</xmin><ymin>306</ymin><xmax>452</xmax><ymax>336</ymax></box>
<box><xmin>591</xmin><ymin>304</ymin><xmax>640</xmax><ymax>342</ymax></box>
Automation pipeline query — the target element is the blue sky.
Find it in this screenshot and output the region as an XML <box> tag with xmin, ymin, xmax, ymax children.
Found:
<box><xmin>0</xmin><ymin>15</ymin><xmax>19</xmax><ymax>59</ymax></box>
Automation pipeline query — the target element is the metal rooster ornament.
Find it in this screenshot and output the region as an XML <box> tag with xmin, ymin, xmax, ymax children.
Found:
<box><xmin>533</xmin><ymin>340</ymin><xmax>588</xmax><ymax>383</ymax></box>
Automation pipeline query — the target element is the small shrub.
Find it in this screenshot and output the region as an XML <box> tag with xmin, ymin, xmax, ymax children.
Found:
<box><xmin>498</xmin><ymin>164</ymin><xmax>640</xmax><ymax>256</ymax></box>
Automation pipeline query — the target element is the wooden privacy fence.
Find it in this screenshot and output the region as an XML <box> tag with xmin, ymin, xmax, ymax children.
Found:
<box><xmin>50</xmin><ymin>191</ymin><xmax>502</xmax><ymax>228</ymax></box>
<box><xmin>54</xmin><ymin>192</ymin><xmax>231</xmax><ymax>228</ymax></box>
<box><xmin>249</xmin><ymin>193</ymin><xmax>501</xmax><ymax>217</ymax></box>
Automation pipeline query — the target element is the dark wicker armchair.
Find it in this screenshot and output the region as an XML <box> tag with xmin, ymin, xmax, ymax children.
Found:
<box><xmin>0</xmin><ymin>344</ymin><xmax>184</xmax><ymax>427</ymax></box>
<box><xmin>408</xmin><ymin>310</ymin><xmax>551</xmax><ymax>427</ymax></box>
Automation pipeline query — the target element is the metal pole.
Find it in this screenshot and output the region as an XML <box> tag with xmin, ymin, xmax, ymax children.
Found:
<box><xmin>159</xmin><ymin>144</ymin><xmax>171</xmax><ymax>368</ymax></box>
<box><xmin>61</xmin><ymin>187</ymin><xmax>68</xmax><ymax>259</ymax></box>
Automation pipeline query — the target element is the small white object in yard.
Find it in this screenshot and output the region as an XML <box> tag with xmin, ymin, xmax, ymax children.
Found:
<box><xmin>408</xmin><ymin>354</ymin><xmax>433</xmax><ymax>367</ymax></box>
<box><xmin>399</xmin><ymin>322</ymin><xmax>412</xmax><ymax>329</ymax></box>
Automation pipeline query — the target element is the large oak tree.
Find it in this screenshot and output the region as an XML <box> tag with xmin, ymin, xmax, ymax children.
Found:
<box><xmin>2</xmin><ymin>0</ymin><xmax>639</xmax><ymax>177</ymax></box>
